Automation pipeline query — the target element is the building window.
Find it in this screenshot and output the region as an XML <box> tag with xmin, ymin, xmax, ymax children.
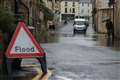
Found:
<box><xmin>88</xmin><ymin>3</ymin><xmax>89</xmax><ymax>7</ymax></box>
<box><xmin>72</xmin><ymin>2</ymin><xmax>75</xmax><ymax>7</ymax></box>
<box><xmin>81</xmin><ymin>9</ymin><xmax>84</xmax><ymax>13</ymax></box>
<box><xmin>65</xmin><ymin>8</ymin><xmax>67</xmax><ymax>13</ymax></box>
<box><xmin>70</xmin><ymin>8</ymin><xmax>71</xmax><ymax>13</ymax></box>
<box><xmin>73</xmin><ymin>8</ymin><xmax>75</xmax><ymax>13</ymax></box>
<box><xmin>65</xmin><ymin>2</ymin><xmax>67</xmax><ymax>6</ymax></box>
<box><xmin>88</xmin><ymin>10</ymin><xmax>89</xmax><ymax>13</ymax></box>
<box><xmin>82</xmin><ymin>3</ymin><xmax>84</xmax><ymax>6</ymax></box>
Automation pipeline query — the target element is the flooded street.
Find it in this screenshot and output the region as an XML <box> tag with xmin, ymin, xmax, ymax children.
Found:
<box><xmin>1</xmin><ymin>0</ymin><xmax>120</xmax><ymax>80</ymax></box>
<box><xmin>20</xmin><ymin>21</ymin><xmax>120</xmax><ymax>80</ymax></box>
<box><xmin>40</xmin><ymin>22</ymin><xmax>120</xmax><ymax>80</ymax></box>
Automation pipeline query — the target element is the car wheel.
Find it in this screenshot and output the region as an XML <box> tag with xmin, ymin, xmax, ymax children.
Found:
<box><xmin>83</xmin><ymin>30</ymin><xmax>86</xmax><ymax>34</ymax></box>
<box><xmin>74</xmin><ymin>29</ymin><xmax>76</xmax><ymax>34</ymax></box>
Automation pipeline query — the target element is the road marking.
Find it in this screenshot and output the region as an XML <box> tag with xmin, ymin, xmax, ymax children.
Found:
<box><xmin>21</xmin><ymin>65</ymin><xmax>37</xmax><ymax>67</ymax></box>
<box><xmin>32</xmin><ymin>68</ymin><xmax>42</xmax><ymax>80</ymax></box>
<box><xmin>22</xmin><ymin>65</ymin><xmax>53</xmax><ymax>80</ymax></box>
<box><xmin>41</xmin><ymin>70</ymin><xmax>53</xmax><ymax>80</ymax></box>
<box><xmin>32</xmin><ymin>68</ymin><xmax>53</xmax><ymax>80</ymax></box>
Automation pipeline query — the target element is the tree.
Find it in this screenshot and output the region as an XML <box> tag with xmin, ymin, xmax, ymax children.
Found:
<box><xmin>0</xmin><ymin>8</ymin><xmax>15</xmax><ymax>79</ymax></box>
<box><xmin>37</xmin><ymin>0</ymin><xmax>54</xmax><ymax>21</ymax></box>
<box><xmin>0</xmin><ymin>8</ymin><xmax>15</xmax><ymax>32</ymax></box>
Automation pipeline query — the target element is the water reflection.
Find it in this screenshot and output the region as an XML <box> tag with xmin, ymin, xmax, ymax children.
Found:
<box><xmin>113</xmin><ymin>39</ymin><xmax>120</xmax><ymax>51</ymax></box>
<box><xmin>46</xmin><ymin>31</ymin><xmax>59</xmax><ymax>43</ymax></box>
<box><xmin>106</xmin><ymin>36</ymin><xmax>114</xmax><ymax>47</ymax></box>
<box><xmin>94</xmin><ymin>34</ymin><xmax>120</xmax><ymax>51</ymax></box>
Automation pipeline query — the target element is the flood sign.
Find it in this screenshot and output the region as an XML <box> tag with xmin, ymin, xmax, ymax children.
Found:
<box><xmin>6</xmin><ymin>20</ymin><xmax>44</xmax><ymax>58</ymax></box>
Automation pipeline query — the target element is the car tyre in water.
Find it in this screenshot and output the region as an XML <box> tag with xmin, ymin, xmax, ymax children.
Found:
<box><xmin>83</xmin><ymin>29</ymin><xmax>86</xmax><ymax>34</ymax></box>
<box><xmin>74</xmin><ymin>29</ymin><xmax>76</xmax><ymax>34</ymax></box>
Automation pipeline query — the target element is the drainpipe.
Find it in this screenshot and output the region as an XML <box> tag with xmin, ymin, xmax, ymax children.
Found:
<box><xmin>14</xmin><ymin>0</ymin><xmax>29</xmax><ymax>25</ymax></box>
<box><xmin>14</xmin><ymin>0</ymin><xmax>19</xmax><ymax>22</ymax></box>
<box><xmin>15</xmin><ymin>0</ymin><xmax>18</xmax><ymax>14</ymax></box>
<box><xmin>19</xmin><ymin>1</ymin><xmax>29</xmax><ymax>25</ymax></box>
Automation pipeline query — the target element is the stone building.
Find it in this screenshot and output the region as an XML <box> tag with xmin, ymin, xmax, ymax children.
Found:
<box><xmin>0</xmin><ymin>0</ymin><xmax>30</xmax><ymax>25</ymax></box>
<box><xmin>94</xmin><ymin>0</ymin><xmax>113</xmax><ymax>33</ymax></box>
<box><xmin>0</xmin><ymin>0</ymin><xmax>15</xmax><ymax>12</ymax></box>
<box><xmin>79</xmin><ymin>0</ymin><xmax>92</xmax><ymax>21</ymax></box>
<box><xmin>93</xmin><ymin>0</ymin><xmax>113</xmax><ymax>33</ymax></box>
<box><xmin>0</xmin><ymin>0</ymin><xmax>49</xmax><ymax>41</ymax></box>
<box><xmin>44</xmin><ymin>0</ymin><xmax>61</xmax><ymax>13</ymax></box>
<box><xmin>44</xmin><ymin>0</ymin><xmax>61</xmax><ymax>22</ymax></box>
<box><xmin>54</xmin><ymin>0</ymin><xmax>61</xmax><ymax>22</ymax></box>
<box><xmin>60</xmin><ymin>0</ymin><xmax>79</xmax><ymax>21</ymax></box>
<box><xmin>114</xmin><ymin>0</ymin><xmax>120</xmax><ymax>39</ymax></box>
<box><xmin>44</xmin><ymin>0</ymin><xmax>53</xmax><ymax>10</ymax></box>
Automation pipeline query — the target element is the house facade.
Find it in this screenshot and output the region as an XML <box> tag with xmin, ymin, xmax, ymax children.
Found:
<box><xmin>44</xmin><ymin>0</ymin><xmax>61</xmax><ymax>23</ymax></box>
<box><xmin>95</xmin><ymin>0</ymin><xmax>113</xmax><ymax>33</ymax></box>
<box><xmin>60</xmin><ymin>0</ymin><xmax>79</xmax><ymax>21</ymax></box>
<box><xmin>114</xmin><ymin>0</ymin><xmax>120</xmax><ymax>39</ymax></box>
<box><xmin>79</xmin><ymin>0</ymin><xmax>92</xmax><ymax>21</ymax></box>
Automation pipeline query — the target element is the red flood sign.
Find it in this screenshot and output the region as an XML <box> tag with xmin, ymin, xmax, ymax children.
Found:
<box><xmin>6</xmin><ymin>20</ymin><xmax>44</xmax><ymax>58</ymax></box>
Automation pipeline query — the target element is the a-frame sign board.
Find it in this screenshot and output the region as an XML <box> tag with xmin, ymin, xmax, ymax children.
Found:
<box><xmin>6</xmin><ymin>20</ymin><xmax>44</xmax><ymax>58</ymax></box>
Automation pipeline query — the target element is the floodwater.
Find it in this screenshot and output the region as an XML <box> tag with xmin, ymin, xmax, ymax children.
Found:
<box><xmin>2</xmin><ymin>21</ymin><xmax>120</xmax><ymax>80</ymax></box>
<box><xmin>46</xmin><ymin>22</ymin><xmax>120</xmax><ymax>51</ymax></box>
<box><xmin>44</xmin><ymin>22</ymin><xmax>120</xmax><ymax>80</ymax></box>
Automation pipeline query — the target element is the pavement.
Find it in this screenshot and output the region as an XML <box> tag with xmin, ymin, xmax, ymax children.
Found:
<box><xmin>12</xmin><ymin>65</ymin><xmax>53</xmax><ymax>80</ymax></box>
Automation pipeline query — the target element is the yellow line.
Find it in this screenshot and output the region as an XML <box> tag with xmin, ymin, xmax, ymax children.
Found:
<box><xmin>32</xmin><ymin>68</ymin><xmax>42</xmax><ymax>80</ymax></box>
<box><xmin>41</xmin><ymin>70</ymin><xmax>53</xmax><ymax>80</ymax></box>
<box><xmin>21</xmin><ymin>64</ymin><xmax>38</xmax><ymax>67</ymax></box>
<box><xmin>32</xmin><ymin>68</ymin><xmax>53</xmax><ymax>80</ymax></box>
<box><xmin>22</xmin><ymin>65</ymin><xmax>53</xmax><ymax>80</ymax></box>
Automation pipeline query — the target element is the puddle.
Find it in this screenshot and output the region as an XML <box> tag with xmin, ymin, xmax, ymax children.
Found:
<box><xmin>41</xmin><ymin>31</ymin><xmax>59</xmax><ymax>43</ymax></box>
<box><xmin>92</xmin><ymin>34</ymin><xmax>120</xmax><ymax>51</ymax></box>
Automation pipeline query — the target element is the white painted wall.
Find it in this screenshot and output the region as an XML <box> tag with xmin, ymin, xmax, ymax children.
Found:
<box><xmin>61</xmin><ymin>1</ymin><xmax>79</xmax><ymax>15</ymax></box>
<box><xmin>79</xmin><ymin>2</ymin><xmax>92</xmax><ymax>17</ymax></box>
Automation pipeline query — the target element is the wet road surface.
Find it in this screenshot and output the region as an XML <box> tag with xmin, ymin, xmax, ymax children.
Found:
<box><xmin>43</xmin><ymin>22</ymin><xmax>120</xmax><ymax>80</ymax></box>
<box><xmin>22</xmin><ymin>22</ymin><xmax>120</xmax><ymax>80</ymax></box>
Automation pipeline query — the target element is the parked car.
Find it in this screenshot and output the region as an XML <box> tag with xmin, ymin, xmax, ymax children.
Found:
<box><xmin>73</xmin><ymin>18</ymin><xmax>88</xmax><ymax>34</ymax></box>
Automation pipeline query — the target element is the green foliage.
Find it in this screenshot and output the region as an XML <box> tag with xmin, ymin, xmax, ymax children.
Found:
<box><xmin>36</xmin><ymin>28</ymin><xmax>48</xmax><ymax>43</ymax></box>
<box><xmin>92</xmin><ymin>8</ymin><xmax>97</xmax><ymax>15</ymax></box>
<box><xmin>0</xmin><ymin>8</ymin><xmax>15</xmax><ymax>32</ymax></box>
<box><xmin>43</xmin><ymin>6</ymin><xmax>54</xmax><ymax>21</ymax></box>
<box><xmin>37</xmin><ymin>0</ymin><xmax>44</xmax><ymax>3</ymax></box>
<box><xmin>37</xmin><ymin>1</ymin><xmax>54</xmax><ymax>21</ymax></box>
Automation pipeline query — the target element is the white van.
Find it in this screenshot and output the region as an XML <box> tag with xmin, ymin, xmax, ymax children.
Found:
<box><xmin>73</xmin><ymin>18</ymin><xmax>88</xmax><ymax>33</ymax></box>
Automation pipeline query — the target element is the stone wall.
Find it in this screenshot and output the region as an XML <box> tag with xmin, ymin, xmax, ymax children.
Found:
<box><xmin>114</xmin><ymin>0</ymin><xmax>120</xmax><ymax>39</ymax></box>
<box><xmin>95</xmin><ymin>9</ymin><xmax>113</xmax><ymax>33</ymax></box>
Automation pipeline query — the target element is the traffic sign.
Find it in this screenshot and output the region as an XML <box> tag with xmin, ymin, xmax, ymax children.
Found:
<box><xmin>6</xmin><ymin>20</ymin><xmax>44</xmax><ymax>58</ymax></box>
